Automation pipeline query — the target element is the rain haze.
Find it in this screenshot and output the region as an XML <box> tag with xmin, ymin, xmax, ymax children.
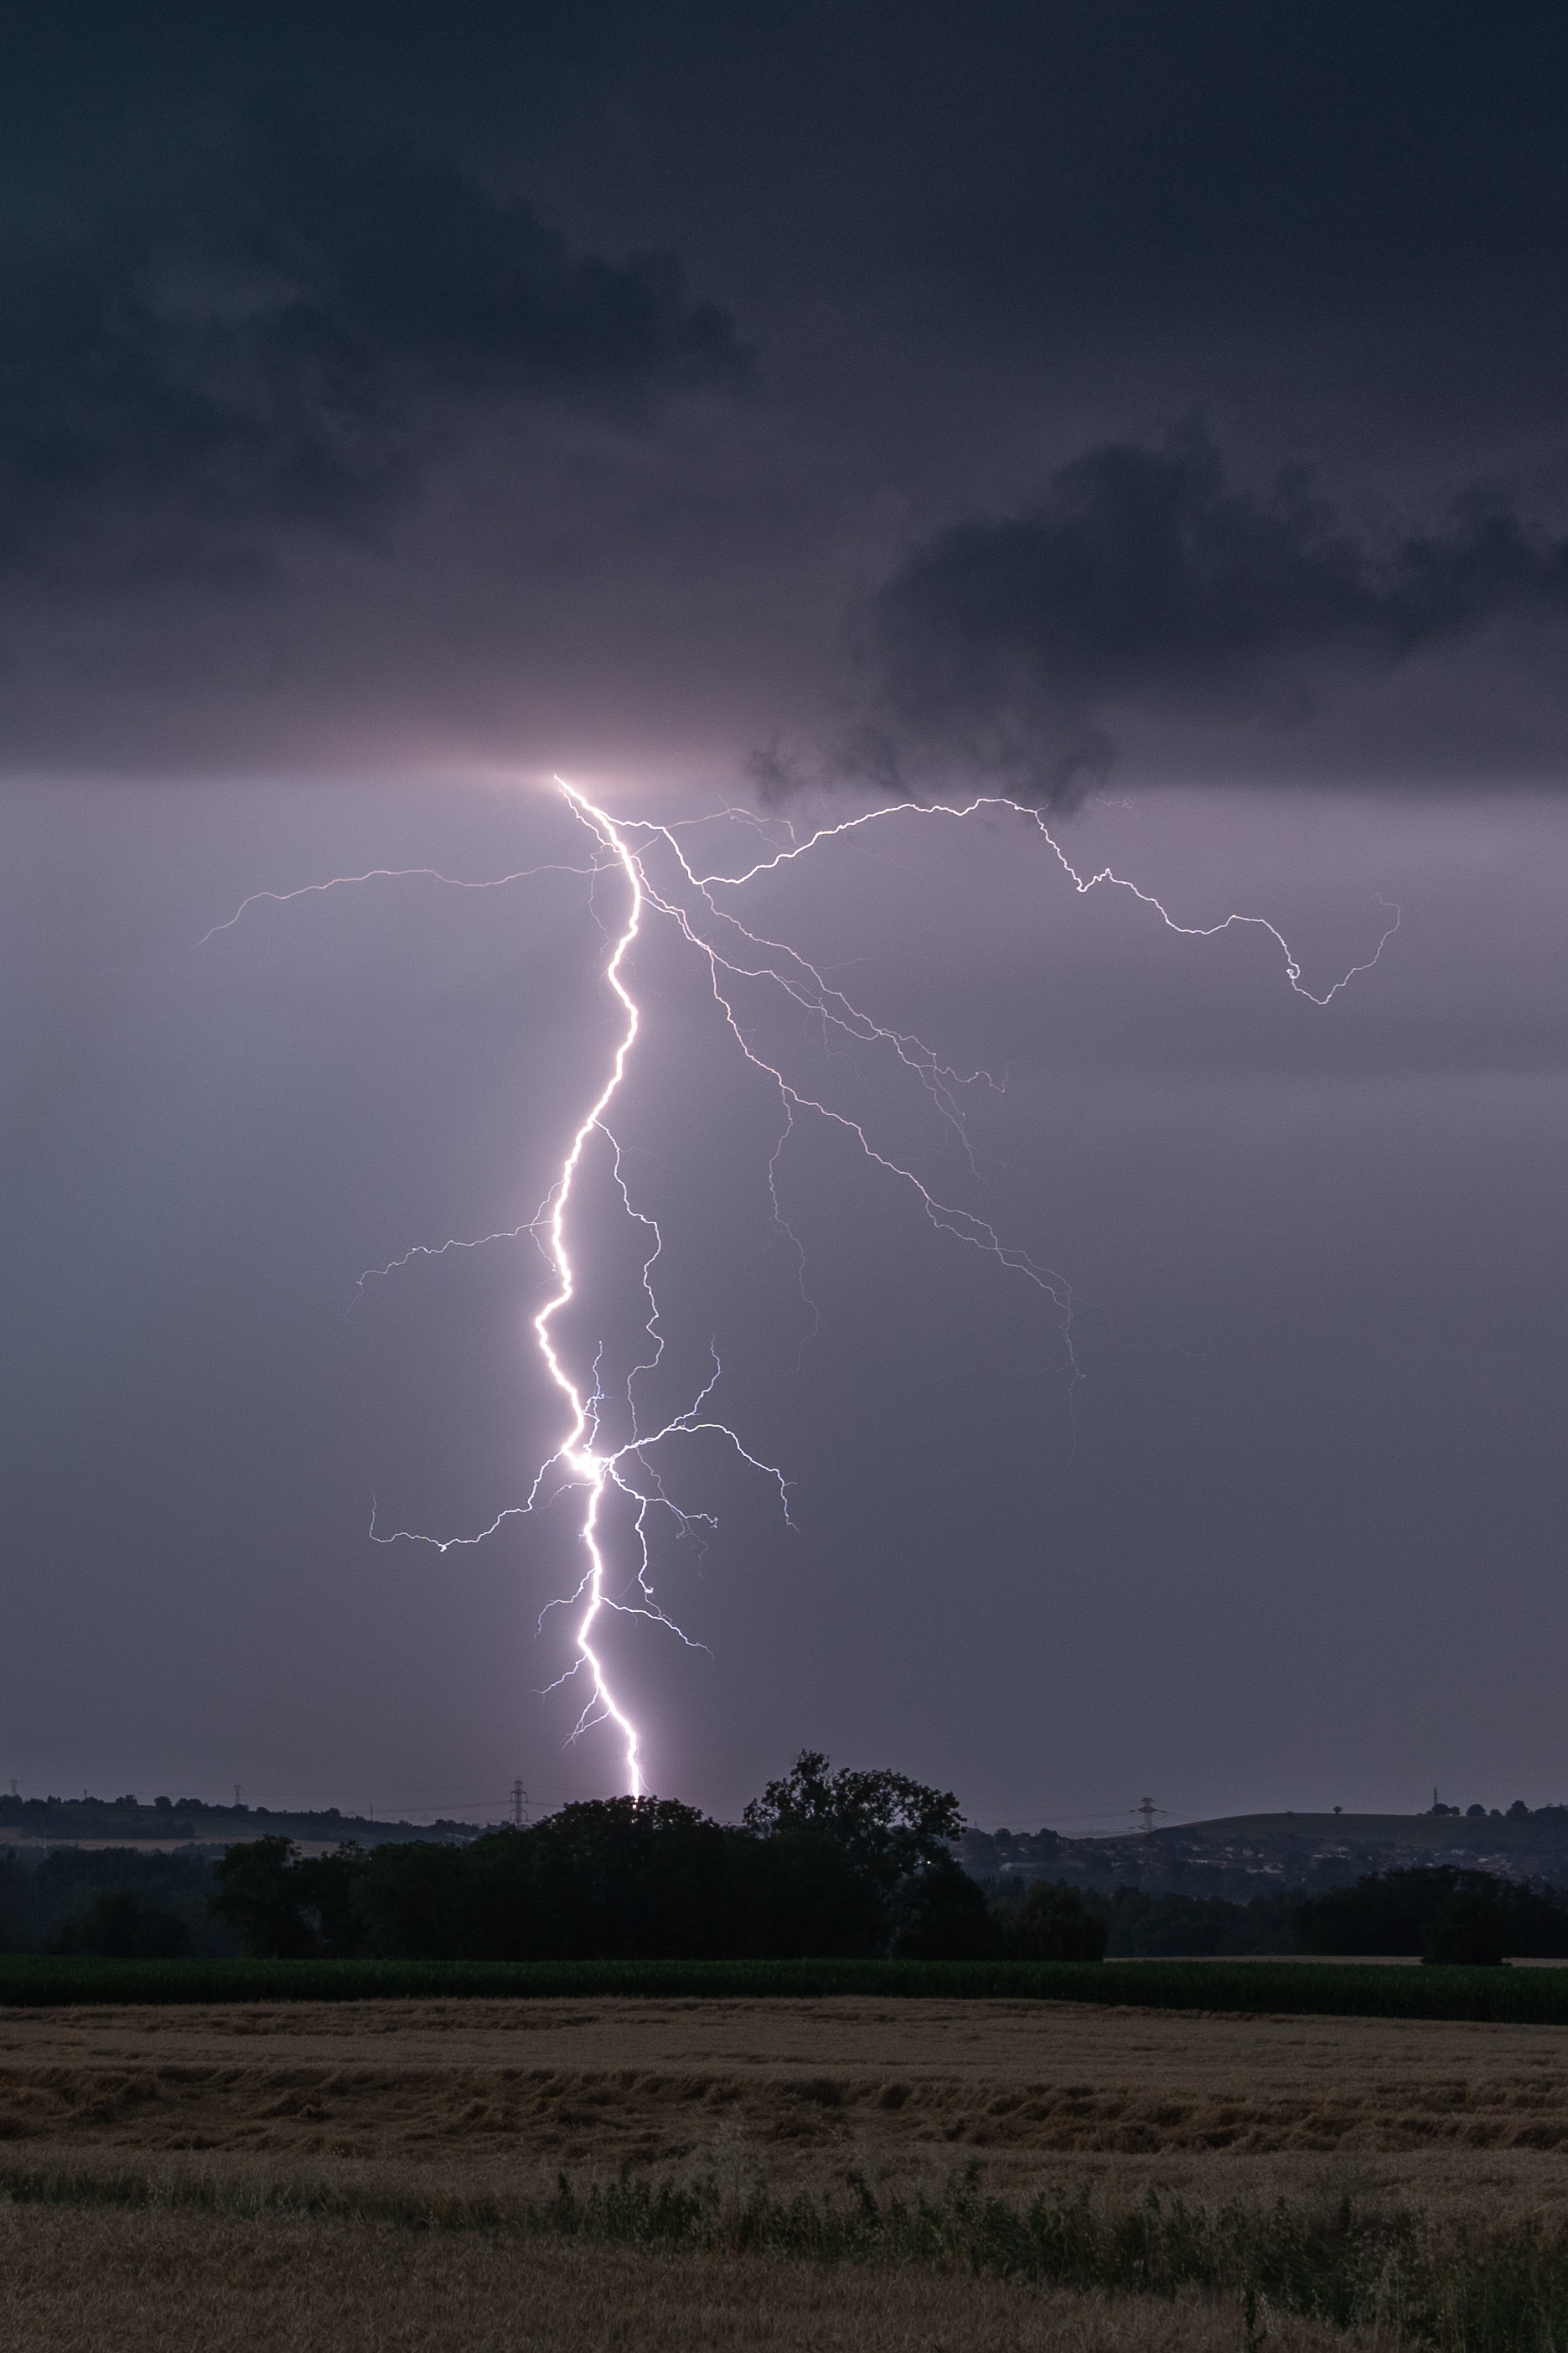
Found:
<box><xmin>3</xmin><ymin>3</ymin><xmax>1565</xmax><ymax>1832</ymax></box>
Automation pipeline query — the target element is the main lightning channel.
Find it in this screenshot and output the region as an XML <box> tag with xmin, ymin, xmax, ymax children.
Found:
<box><xmin>524</xmin><ymin>782</ymin><xmax>650</xmax><ymax>1794</ymax></box>
<box><xmin>366</xmin><ymin>780</ymin><xmax>798</xmax><ymax>1793</ymax></box>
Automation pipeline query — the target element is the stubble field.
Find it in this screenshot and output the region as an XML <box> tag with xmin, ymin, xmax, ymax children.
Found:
<box><xmin>3</xmin><ymin>1994</ymin><xmax>1567</xmax><ymax>2348</ymax></box>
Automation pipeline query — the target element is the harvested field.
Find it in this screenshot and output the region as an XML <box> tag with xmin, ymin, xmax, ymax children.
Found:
<box><xmin>5</xmin><ymin>1997</ymin><xmax>1568</xmax><ymax>2345</ymax></box>
<box><xmin>4</xmin><ymin>1996</ymin><xmax>1568</xmax><ymax>2209</ymax></box>
<box><xmin>0</xmin><ymin>2201</ymin><xmax>1374</xmax><ymax>2353</ymax></box>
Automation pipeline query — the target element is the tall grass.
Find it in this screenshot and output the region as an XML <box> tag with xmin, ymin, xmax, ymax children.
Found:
<box><xmin>542</xmin><ymin>2172</ymin><xmax>1568</xmax><ymax>2351</ymax></box>
<box><xmin>6</xmin><ymin>2158</ymin><xmax>1567</xmax><ymax>2350</ymax></box>
<box><xmin>3</xmin><ymin>1951</ymin><xmax>1568</xmax><ymax>2021</ymax></box>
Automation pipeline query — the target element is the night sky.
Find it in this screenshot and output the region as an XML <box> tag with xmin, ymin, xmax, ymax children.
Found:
<box><xmin>3</xmin><ymin>3</ymin><xmax>1565</xmax><ymax>1829</ymax></box>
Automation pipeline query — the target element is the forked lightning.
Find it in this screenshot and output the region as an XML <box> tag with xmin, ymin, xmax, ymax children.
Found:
<box><xmin>210</xmin><ymin>779</ymin><xmax>1399</xmax><ymax>1792</ymax></box>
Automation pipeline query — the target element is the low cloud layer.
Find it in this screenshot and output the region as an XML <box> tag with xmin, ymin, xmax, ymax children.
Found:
<box><xmin>872</xmin><ymin>428</ymin><xmax>1568</xmax><ymax>801</ymax></box>
<box><xmin>0</xmin><ymin>132</ymin><xmax>747</xmax><ymax>588</ymax></box>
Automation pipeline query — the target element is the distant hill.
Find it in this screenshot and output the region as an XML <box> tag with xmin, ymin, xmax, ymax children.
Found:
<box><xmin>17</xmin><ymin>1793</ymin><xmax>1568</xmax><ymax>1888</ymax></box>
<box><xmin>0</xmin><ymin>1794</ymin><xmax>484</xmax><ymax>1850</ymax></box>
<box><xmin>1176</xmin><ymin>1811</ymin><xmax>1566</xmax><ymax>1855</ymax></box>
<box><xmin>960</xmin><ymin>1807</ymin><xmax>1568</xmax><ymax>1898</ymax></box>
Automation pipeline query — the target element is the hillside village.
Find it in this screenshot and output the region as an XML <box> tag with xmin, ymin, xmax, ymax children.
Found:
<box><xmin>958</xmin><ymin>1806</ymin><xmax>1568</xmax><ymax>1897</ymax></box>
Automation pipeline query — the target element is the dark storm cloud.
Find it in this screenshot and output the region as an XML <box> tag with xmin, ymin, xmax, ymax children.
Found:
<box><xmin>0</xmin><ymin>130</ymin><xmax>746</xmax><ymax>585</ymax></box>
<box><xmin>903</xmin><ymin>3</ymin><xmax>1568</xmax><ymax>319</ymax></box>
<box><xmin>5</xmin><ymin>3</ymin><xmax>1568</xmax><ymax>781</ymax></box>
<box><xmin>870</xmin><ymin>428</ymin><xmax>1568</xmax><ymax>802</ymax></box>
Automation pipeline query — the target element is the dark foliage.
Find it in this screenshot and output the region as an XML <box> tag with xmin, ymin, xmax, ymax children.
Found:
<box><xmin>1422</xmin><ymin>1884</ymin><xmax>1511</xmax><ymax>1967</ymax></box>
<box><xmin>993</xmin><ymin>1880</ymin><xmax>1109</xmax><ymax>1962</ymax></box>
<box><xmin>890</xmin><ymin>1852</ymin><xmax>1000</xmax><ymax>1960</ymax></box>
<box><xmin>15</xmin><ymin>1815</ymin><xmax>1568</xmax><ymax>1975</ymax></box>
<box><xmin>51</xmin><ymin>1890</ymin><xmax>189</xmax><ymax>1959</ymax></box>
<box><xmin>730</xmin><ymin>1825</ymin><xmax>887</xmax><ymax>1961</ymax></box>
<box><xmin>0</xmin><ymin>1844</ymin><xmax>234</xmax><ymax>1957</ymax></box>
<box><xmin>525</xmin><ymin>1799</ymin><xmax>735</xmax><ymax>1961</ymax></box>
<box><xmin>1089</xmin><ymin>1886</ymin><xmax>1300</xmax><ymax>1957</ymax></box>
<box><xmin>0</xmin><ymin>1851</ymin><xmax>26</xmax><ymax>1952</ymax></box>
<box><xmin>200</xmin><ymin>1813</ymin><xmax>1568</xmax><ymax>1969</ymax></box>
<box><xmin>291</xmin><ymin>1845</ymin><xmax>369</xmax><ymax>1958</ymax></box>
<box><xmin>353</xmin><ymin>1839</ymin><xmax>468</xmax><ymax>1961</ymax></box>
<box><xmin>209</xmin><ymin>1836</ymin><xmax>318</xmax><ymax>1958</ymax></box>
<box><xmin>743</xmin><ymin>1752</ymin><xmax>964</xmax><ymax>1900</ymax></box>
<box><xmin>206</xmin><ymin>1754</ymin><xmax>970</xmax><ymax>1963</ymax></box>
<box><xmin>1295</xmin><ymin>1868</ymin><xmax>1568</xmax><ymax>1960</ymax></box>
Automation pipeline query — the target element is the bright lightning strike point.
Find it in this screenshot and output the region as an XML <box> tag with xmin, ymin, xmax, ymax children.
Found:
<box><xmin>209</xmin><ymin>775</ymin><xmax>1398</xmax><ymax>1798</ymax></box>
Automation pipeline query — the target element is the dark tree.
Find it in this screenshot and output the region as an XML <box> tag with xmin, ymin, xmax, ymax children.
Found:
<box><xmin>743</xmin><ymin>1752</ymin><xmax>963</xmax><ymax>1900</ymax></box>
<box><xmin>730</xmin><ymin>1825</ymin><xmax>885</xmax><ymax>1958</ymax></box>
<box><xmin>461</xmin><ymin>1826</ymin><xmax>545</xmax><ymax>1961</ymax></box>
<box><xmin>527</xmin><ymin>1797</ymin><xmax>735</xmax><ymax>1960</ymax></box>
<box><xmin>292</xmin><ymin>1845</ymin><xmax>367</xmax><ymax>1957</ymax></box>
<box><xmin>997</xmin><ymin>1879</ymin><xmax>1108</xmax><ymax>1962</ymax></box>
<box><xmin>1423</xmin><ymin>1884</ymin><xmax>1510</xmax><ymax>1967</ymax></box>
<box><xmin>890</xmin><ymin>1851</ymin><xmax>998</xmax><ymax>1959</ymax></box>
<box><xmin>354</xmin><ymin>1840</ymin><xmax>468</xmax><ymax>1959</ymax></box>
<box><xmin>53</xmin><ymin>1890</ymin><xmax>191</xmax><ymax>1959</ymax></box>
<box><xmin>208</xmin><ymin>1837</ymin><xmax>314</xmax><ymax>1957</ymax></box>
<box><xmin>1296</xmin><ymin>1868</ymin><xmax>1568</xmax><ymax>1960</ymax></box>
<box><xmin>1083</xmin><ymin>1886</ymin><xmax>1299</xmax><ymax>1957</ymax></box>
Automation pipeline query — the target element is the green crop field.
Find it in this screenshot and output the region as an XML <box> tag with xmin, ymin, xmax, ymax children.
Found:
<box><xmin>4</xmin><ymin>1952</ymin><xmax>1568</xmax><ymax>2019</ymax></box>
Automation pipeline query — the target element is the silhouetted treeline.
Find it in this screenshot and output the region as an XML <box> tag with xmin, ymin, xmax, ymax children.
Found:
<box><xmin>1067</xmin><ymin>1873</ymin><xmax>1568</xmax><ymax>1961</ymax></box>
<box><xmin>1294</xmin><ymin>1868</ymin><xmax>1568</xmax><ymax>1964</ymax></box>
<box><xmin>198</xmin><ymin>1823</ymin><xmax>1568</xmax><ymax>1970</ymax></box>
<box><xmin>0</xmin><ymin>1845</ymin><xmax>237</xmax><ymax>1957</ymax></box>
<box><xmin>210</xmin><ymin>1756</ymin><xmax>992</xmax><ymax>1962</ymax></box>
<box><xmin>0</xmin><ymin>1792</ymin><xmax>476</xmax><ymax>1848</ymax></box>
<box><xmin>973</xmin><ymin>1881</ymin><xmax>1300</xmax><ymax>1957</ymax></box>
<box><xmin>211</xmin><ymin>1835</ymin><xmax>1118</xmax><ymax>1964</ymax></box>
<box><xmin>1086</xmin><ymin>1886</ymin><xmax>1301</xmax><ymax>1957</ymax></box>
<box><xmin>14</xmin><ymin>1780</ymin><xmax>1568</xmax><ymax>1967</ymax></box>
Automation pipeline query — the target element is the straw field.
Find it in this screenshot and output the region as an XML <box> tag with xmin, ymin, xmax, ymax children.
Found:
<box><xmin>3</xmin><ymin>1995</ymin><xmax>1567</xmax><ymax>2346</ymax></box>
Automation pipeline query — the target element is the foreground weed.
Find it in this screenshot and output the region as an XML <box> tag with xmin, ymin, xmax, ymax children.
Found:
<box><xmin>8</xmin><ymin>2159</ymin><xmax>1568</xmax><ymax>2349</ymax></box>
<box><xmin>531</xmin><ymin>2169</ymin><xmax>1568</xmax><ymax>2350</ymax></box>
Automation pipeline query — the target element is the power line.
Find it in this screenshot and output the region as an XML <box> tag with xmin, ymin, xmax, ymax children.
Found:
<box><xmin>1133</xmin><ymin>1796</ymin><xmax>1167</xmax><ymax>1859</ymax></box>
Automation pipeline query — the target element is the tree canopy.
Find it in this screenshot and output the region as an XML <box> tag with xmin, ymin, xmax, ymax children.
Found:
<box><xmin>742</xmin><ymin>1750</ymin><xmax>963</xmax><ymax>1894</ymax></box>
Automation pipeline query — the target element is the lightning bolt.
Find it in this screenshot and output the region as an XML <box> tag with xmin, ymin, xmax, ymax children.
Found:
<box><xmin>208</xmin><ymin>780</ymin><xmax>1399</xmax><ymax>1794</ymax></box>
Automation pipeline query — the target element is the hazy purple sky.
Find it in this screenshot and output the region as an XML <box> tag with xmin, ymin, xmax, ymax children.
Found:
<box><xmin>3</xmin><ymin>4</ymin><xmax>1565</xmax><ymax>1827</ymax></box>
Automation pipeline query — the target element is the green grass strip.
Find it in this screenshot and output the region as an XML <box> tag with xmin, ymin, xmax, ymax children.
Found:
<box><xmin>3</xmin><ymin>1952</ymin><xmax>1568</xmax><ymax>2018</ymax></box>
